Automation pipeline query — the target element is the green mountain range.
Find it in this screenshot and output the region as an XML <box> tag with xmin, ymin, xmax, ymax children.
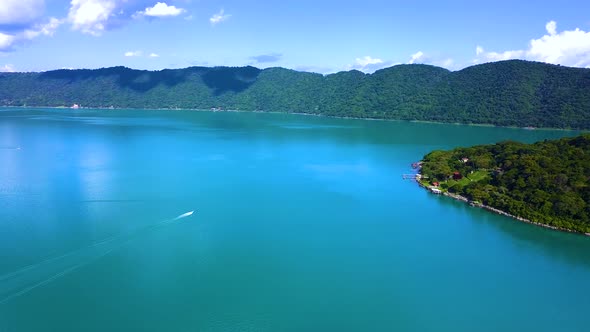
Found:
<box><xmin>1</xmin><ymin>60</ymin><xmax>589</xmax><ymax>129</ymax></box>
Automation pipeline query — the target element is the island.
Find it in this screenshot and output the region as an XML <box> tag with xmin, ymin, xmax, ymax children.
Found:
<box><xmin>417</xmin><ymin>134</ymin><xmax>590</xmax><ymax>235</ymax></box>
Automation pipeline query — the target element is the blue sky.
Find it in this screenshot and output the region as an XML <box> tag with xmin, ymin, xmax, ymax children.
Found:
<box><xmin>1</xmin><ymin>0</ymin><xmax>589</xmax><ymax>73</ymax></box>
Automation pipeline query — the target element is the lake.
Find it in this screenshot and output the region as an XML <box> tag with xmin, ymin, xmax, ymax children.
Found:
<box><xmin>1</xmin><ymin>108</ymin><xmax>589</xmax><ymax>331</ymax></box>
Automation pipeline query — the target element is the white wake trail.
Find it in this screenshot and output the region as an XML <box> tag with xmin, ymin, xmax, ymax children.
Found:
<box><xmin>173</xmin><ymin>210</ymin><xmax>195</xmax><ymax>220</ymax></box>
<box><xmin>0</xmin><ymin>210</ymin><xmax>196</xmax><ymax>305</ymax></box>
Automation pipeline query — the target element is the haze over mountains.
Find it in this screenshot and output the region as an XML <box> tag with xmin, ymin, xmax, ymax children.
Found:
<box><xmin>1</xmin><ymin>60</ymin><xmax>589</xmax><ymax>129</ymax></box>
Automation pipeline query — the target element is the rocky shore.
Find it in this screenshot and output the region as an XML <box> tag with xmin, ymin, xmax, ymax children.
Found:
<box><xmin>417</xmin><ymin>177</ymin><xmax>590</xmax><ymax>237</ymax></box>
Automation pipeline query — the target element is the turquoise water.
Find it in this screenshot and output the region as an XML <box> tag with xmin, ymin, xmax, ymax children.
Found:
<box><xmin>1</xmin><ymin>108</ymin><xmax>589</xmax><ymax>331</ymax></box>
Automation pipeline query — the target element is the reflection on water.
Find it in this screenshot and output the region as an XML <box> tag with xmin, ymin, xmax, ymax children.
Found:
<box><xmin>432</xmin><ymin>195</ymin><xmax>590</xmax><ymax>266</ymax></box>
<box><xmin>0</xmin><ymin>107</ymin><xmax>588</xmax><ymax>332</ymax></box>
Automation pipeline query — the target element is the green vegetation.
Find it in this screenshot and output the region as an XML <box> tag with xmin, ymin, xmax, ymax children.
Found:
<box><xmin>1</xmin><ymin>60</ymin><xmax>590</xmax><ymax>129</ymax></box>
<box><xmin>420</xmin><ymin>134</ymin><xmax>590</xmax><ymax>233</ymax></box>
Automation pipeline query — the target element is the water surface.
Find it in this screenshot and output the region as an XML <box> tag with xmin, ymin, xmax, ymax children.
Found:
<box><xmin>1</xmin><ymin>108</ymin><xmax>589</xmax><ymax>331</ymax></box>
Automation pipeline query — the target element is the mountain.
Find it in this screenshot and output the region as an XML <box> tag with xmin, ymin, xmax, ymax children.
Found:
<box><xmin>1</xmin><ymin>60</ymin><xmax>589</xmax><ymax>129</ymax></box>
<box><xmin>419</xmin><ymin>134</ymin><xmax>590</xmax><ymax>234</ymax></box>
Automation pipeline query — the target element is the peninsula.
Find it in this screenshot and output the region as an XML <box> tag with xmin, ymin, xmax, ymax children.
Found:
<box><xmin>417</xmin><ymin>134</ymin><xmax>590</xmax><ymax>234</ymax></box>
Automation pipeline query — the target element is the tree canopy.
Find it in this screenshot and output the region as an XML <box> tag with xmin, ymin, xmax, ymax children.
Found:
<box><xmin>420</xmin><ymin>134</ymin><xmax>590</xmax><ymax>233</ymax></box>
<box><xmin>1</xmin><ymin>60</ymin><xmax>590</xmax><ymax>129</ymax></box>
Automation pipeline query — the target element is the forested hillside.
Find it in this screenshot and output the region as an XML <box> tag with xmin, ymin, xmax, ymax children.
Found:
<box><xmin>420</xmin><ymin>135</ymin><xmax>590</xmax><ymax>233</ymax></box>
<box><xmin>1</xmin><ymin>60</ymin><xmax>589</xmax><ymax>128</ymax></box>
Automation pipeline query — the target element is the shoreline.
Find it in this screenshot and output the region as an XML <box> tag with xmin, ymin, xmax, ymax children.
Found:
<box><xmin>416</xmin><ymin>177</ymin><xmax>590</xmax><ymax>237</ymax></box>
<box><xmin>0</xmin><ymin>105</ymin><xmax>585</xmax><ymax>132</ymax></box>
<box><xmin>3</xmin><ymin>105</ymin><xmax>587</xmax><ymax>235</ymax></box>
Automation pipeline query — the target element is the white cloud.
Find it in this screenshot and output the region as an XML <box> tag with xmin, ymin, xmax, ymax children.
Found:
<box><xmin>355</xmin><ymin>56</ymin><xmax>383</xmax><ymax>67</ymax></box>
<box><xmin>68</xmin><ymin>0</ymin><xmax>117</xmax><ymax>35</ymax></box>
<box><xmin>22</xmin><ymin>17</ymin><xmax>63</xmax><ymax>39</ymax></box>
<box><xmin>439</xmin><ymin>58</ymin><xmax>454</xmax><ymax>69</ymax></box>
<box><xmin>0</xmin><ymin>17</ymin><xmax>61</xmax><ymax>51</ymax></box>
<box><xmin>0</xmin><ymin>0</ymin><xmax>59</xmax><ymax>51</ymax></box>
<box><xmin>407</xmin><ymin>51</ymin><xmax>455</xmax><ymax>69</ymax></box>
<box><xmin>475</xmin><ymin>21</ymin><xmax>590</xmax><ymax>68</ymax></box>
<box><xmin>0</xmin><ymin>33</ymin><xmax>16</xmax><ymax>50</ymax></box>
<box><xmin>210</xmin><ymin>9</ymin><xmax>231</xmax><ymax>25</ymax></box>
<box><xmin>122</xmin><ymin>51</ymin><xmax>161</xmax><ymax>58</ymax></box>
<box><xmin>474</xmin><ymin>47</ymin><xmax>524</xmax><ymax>62</ymax></box>
<box><xmin>137</xmin><ymin>2</ymin><xmax>185</xmax><ymax>18</ymax></box>
<box><xmin>0</xmin><ymin>0</ymin><xmax>45</xmax><ymax>25</ymax></box>
<box><xmin>348</xmin><ymin>56</ymin><xmax>391</xmax><ymax>73</ymax></box>
<box><xmin>546</xmin><ymin>20</ymin><xmax>557</xmax><ymax>36</ymax></box>
<box><xmin>348</xmin><ymin>53</ymin><xmax>455</xmax><ymax>72</ymax></box>
<box><xmin>124</xmin><ymin>51</ymin><xmax>142</xmax><ymax>57</ymax></box>
<box><xmin>0</xmin><ymin>64</ymin><xmax>16</xmax><ymax>72</ymax></box>
<box><xmin>408</xmin><ymin>51</ymin><xmax>424</xmax><ymax>64</ymax></box>
<box><xmin>39</xmin><ymin>17</ymin><xmax>62</xmax><ymax>36</ymax></box>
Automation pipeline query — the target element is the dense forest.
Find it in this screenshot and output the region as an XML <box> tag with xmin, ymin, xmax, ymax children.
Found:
<box><xmin>1</xmin><ymin>60</ymin><xmax>590</xmax><ymax>129</ymax></box>
<box><xmin>420</xmin><ymin>134</ymin><xmax>590</xmax><ymax>233</ymax></box>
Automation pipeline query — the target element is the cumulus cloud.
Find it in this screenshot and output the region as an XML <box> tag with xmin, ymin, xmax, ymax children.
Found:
<box><xmin>124</xmin><ymin>50</ymin><xmax>142</xmax><ymax>57</ymax></box>
<box><xmin>408</xmin><ymin>51</ymin><xmax>424</xmax><ymax>64</ymax></box>
<box><xmin>22</xmin><ymin>17</ymin><xmax>62</xmax><ymax>39</ymax></box>
<box><xmin>2</xmin><ymin>0</ymin><xmax>185</xmax><ymax>50</ymax></box>
<box><xmin>347</xmin><ymin>52</ymin><xmax>455</xmax><ymax>72</ymax></box>
<box><xmin>406</xmin><ymin>51</ymin><xmax>455</xmax><ymax>69</ymax></box>
<box><xmin>250</xmin><ymin>53</ymin><xmax>282</xmax><ymax>63</ymax></box>
<box><xmin>294</xmin><ymin>65</ymin><xmax>335</xmax><ymax>74</ymax></box>
<box><xmin>0</xmin><ymin>0</ymin><xmax>45</xmax><ymax>25</ymax></box>
<box><xmin>0</xmin><ymin>64</ymin><xmax>17</xmax><ymax>72</ymax></box>
<box><xmin>0</xmin><ymin>17</ymin><xmax>61</xmax><ymax>51</ymax></box>
<box><xmin>210</xmin><ymin>9</ymin><xmax>231</xmax><ymax>25</ymax></box>
<box><xmin>475</xmin><ymin>20</ymin><xmax>590</xmax><ymax>68</ymax></box>
<box><xmin>546</xmin><ymin>21</ymin><xmax>557</xmax><ymax>36</ymax></box>
<box><xmin>439</xmin><ymin>58</ymin><xmax>454</xmax><ymax>68</ymax></box>
<box><xmin>0</xmin><ymin>0</ymin><xmax>62</xmax><ymax>51</ymax></box>
<box><xmin>136</xmin><ymin>2</ymin><xmax>185</xmax><ymax>18</ymax></box>
<box><xmin>0</xmin><ymin>33</ymin><xmax>16</xmax><ymax>50</ymax></box>
<box><xmin>123</xmin><ymin>51</ymin><xmax>161</xmax><ymax>58</ymax></box>
<box><xmin>68</xmin><ymin>1</ymin><xmax>187</xmax><ymax>34</ymax></box>
<box><xmin>476</xmin><ymin>45</ymin><xmax>484</xmax><ymax>56</ymax></box>
<box><xmin>348</xmin><ymin>56</ymin><xmax>392</xmax><ymax>73</ymax></box>
<box><xmin>474</xmin><ymin>47</ymin><xmax>524</xmax><ymax>62</ymax></box>
<box><xmin>355</xmin><ymin>55</ymin><xmax>383</xmax><ymax>67</ymax></box>
<box><xmin>68</xmin><ymin>0</ymin><xmax>117</xmax><ymax>35</ymax></box>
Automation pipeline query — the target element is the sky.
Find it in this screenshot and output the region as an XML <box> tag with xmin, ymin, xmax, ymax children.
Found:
<box><xmin>0</xmin><ymin>0</ymin><xmax>589</xmax><ymax>73</ymax></box>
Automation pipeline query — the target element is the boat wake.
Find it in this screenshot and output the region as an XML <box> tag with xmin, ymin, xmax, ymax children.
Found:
<box><xmin>173</xmin><ymin>210</ymin><xmax>194</xmax><ymax>220</ymax></box>
<box><xmin>0</xmin><ymin>210</ymin><xmax>196</xmax><ymax>305</ymax></box>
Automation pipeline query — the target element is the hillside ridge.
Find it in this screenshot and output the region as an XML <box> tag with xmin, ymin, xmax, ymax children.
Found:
<box><xmin>1</xmin><ymin>60</ymin><xmax>589</xmax><ymax>129</ymax></box>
